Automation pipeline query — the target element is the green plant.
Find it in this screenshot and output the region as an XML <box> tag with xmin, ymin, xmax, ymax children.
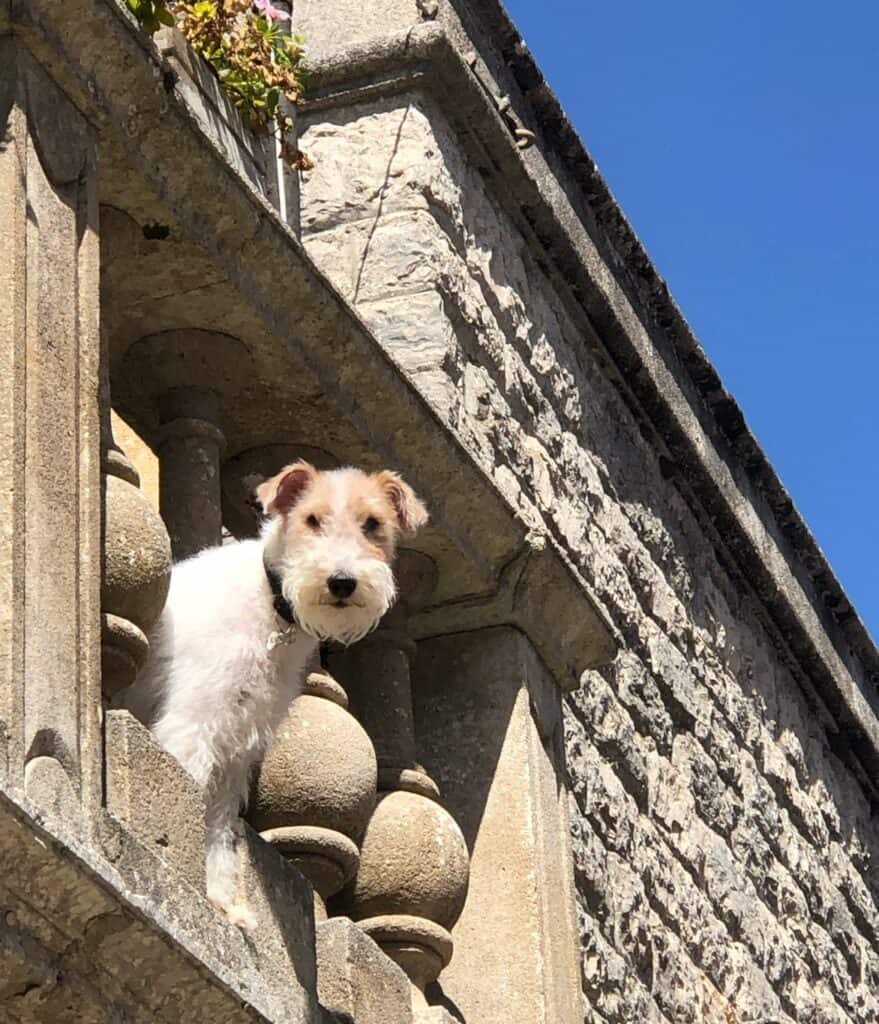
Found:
<box><xmin>126</xmin><ymin>0</ymin><xmax>310</xmax><ymax>168</ymax></box>
<box><xmin>126</xmin><ymin>0</ymin><xmax>176</xmax><ymax>31</ymax></box>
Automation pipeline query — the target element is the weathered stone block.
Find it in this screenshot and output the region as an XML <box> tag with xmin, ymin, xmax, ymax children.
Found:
<box><xmin>1</xmin><ymin>788</ymin><xmax>317</xmax><ymax>1023</ymax></box>
<box><xmin>105</xmin><ymin>709</ymin><xmax>207</xmax><ymax>891</ymax></box>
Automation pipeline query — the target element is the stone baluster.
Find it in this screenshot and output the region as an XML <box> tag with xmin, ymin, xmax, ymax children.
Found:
<box><xmin>329</xmin><ymin>552</ymin><xmax>470</xmax><ymax>1008</ymax></box>
<box><xmin>120</xmin><ymin>329</ymin><xmax>251</xmax><ymax>559</ymax></box>
<box><xmin>100</xmin><ymin>331</ymin><xmax>172</xmax><ymax>702</ymax></box>
<box><xmin>248</xmin><ymin>659</ymin><xmax>378</xmax><ymax>921</ymax></box>
<box><xmin>156</xmin><ymin>388</ymin><xmax>226</xmax><ymax>560</ymax></box>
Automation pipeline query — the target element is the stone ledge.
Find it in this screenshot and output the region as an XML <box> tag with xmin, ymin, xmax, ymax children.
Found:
<box><xmin>0</xmin><ymin>778</ymin><xmax>318</xmax><ymax>1022</ymax></box>
<box><xmin>154</xmin><ymin>24</ymin><xmax>274</xmax><ymax>204</ymax></box>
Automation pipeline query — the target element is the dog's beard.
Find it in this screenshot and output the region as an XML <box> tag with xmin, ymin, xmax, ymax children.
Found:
<box><xmin>280</xmin><ymin>554</ymin><xmax>396</xmax><ymax>646</ymax></box>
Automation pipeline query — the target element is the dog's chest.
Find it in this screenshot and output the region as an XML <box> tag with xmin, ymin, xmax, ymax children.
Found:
<box><xmin>231</xmin><ymin>625</ymin><xmax>315</xmax><ymax>738</ymax></box>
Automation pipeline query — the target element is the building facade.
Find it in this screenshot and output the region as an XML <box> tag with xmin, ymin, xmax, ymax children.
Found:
<box><xmin>2</xmin><ymin>1</ymin><xmax>878</xmax><ymax>1022</ymax></box>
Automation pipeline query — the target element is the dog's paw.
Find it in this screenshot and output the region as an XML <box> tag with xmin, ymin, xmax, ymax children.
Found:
<box><xmin>208</xmin><ymin>893</ymin><xmax>258</xmax><ymax>932</ymax></box>
<box><xmin>225</xmin><ymin>903</ymin><xmax>258</xmax><ymax>932</ymax></box>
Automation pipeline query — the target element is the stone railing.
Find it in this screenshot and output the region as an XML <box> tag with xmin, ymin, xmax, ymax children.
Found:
<box><xmin>101</xmin><ymin>353</ymin><xmax>472</xmax><ymax>1020</ymax></box>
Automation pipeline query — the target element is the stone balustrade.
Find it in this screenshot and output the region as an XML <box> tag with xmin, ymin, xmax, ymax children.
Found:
<box><xmin>102</xmin><ymin>404</ymin><xmax>475</xmax><ymax>1012</ymax></box>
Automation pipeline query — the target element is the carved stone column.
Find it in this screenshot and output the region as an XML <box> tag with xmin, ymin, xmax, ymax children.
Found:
<box><xmin>248</xmin><ymin>662</ymin><xmax>377</xmax><ymax>921</ymax></box>
<box><xmin>120</xmin><ymin>330</ymin><xmax>250</xmax><ymax>559</ymax></box>
<box><xmin>413</xmin><ymin>628</ymin><xmax>585</xmax><ymax>1024</ymax></box>
<box><xmin>329</xmin><ymin>553</ymin><xmax>470</xmax><ymax>1008</ymax></box>
<box><xmin>156</xmin><ymin>388</ymin><xmax>225</xmax><ymax>560</ymax></box>
<box><xmin>0</xmin><ymin>42</ymin><xmax>104</xmax><ymax>819</ymax></box>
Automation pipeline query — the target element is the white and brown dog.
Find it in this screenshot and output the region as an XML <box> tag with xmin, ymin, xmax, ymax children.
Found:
<box><xmin>119</xmin><ymin>461</ymin><xmax>428</xmax><ymax>927</ymax></box>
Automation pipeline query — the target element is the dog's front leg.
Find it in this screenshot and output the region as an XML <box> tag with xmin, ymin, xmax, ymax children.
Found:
<box><xmin>205</xmin><ymin>789</ymin><xmax>257</xmax><ymax>931</ymax></box>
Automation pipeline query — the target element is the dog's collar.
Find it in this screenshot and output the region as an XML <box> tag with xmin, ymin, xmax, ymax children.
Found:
<box><xmin>263</xmin><ymin>555</ymin><xmax>296</xmax><ymax>626</ymax></box>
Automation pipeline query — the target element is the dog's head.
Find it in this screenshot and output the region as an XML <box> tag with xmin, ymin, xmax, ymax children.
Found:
<box><xmin>256</xmin><ymin>461</ymin><xmax>428</xmax><ymax>645</ymax></box>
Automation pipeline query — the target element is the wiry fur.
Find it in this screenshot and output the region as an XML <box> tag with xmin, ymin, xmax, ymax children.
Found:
<box><xmin>118</xmin><ymin>463</ymin><xmax>427</xmax><ymax>928</ymax></box>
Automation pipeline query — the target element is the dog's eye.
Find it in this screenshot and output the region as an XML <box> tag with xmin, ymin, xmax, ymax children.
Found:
<box><xmin>306</xmin><ymin>514</ymin><xmax>321</xmax><ymax>530</ymax></box>
<box><xmin>362</xmin><ymin>516</ymin><xmax>381</xmax><ymax>534</ymax></box>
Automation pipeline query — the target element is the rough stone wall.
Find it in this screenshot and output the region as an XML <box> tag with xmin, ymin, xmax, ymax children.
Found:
<box><xmin>300</xmin><ymin>93</ymin><xmax>879</xmax><ymax>1023</ymax></box>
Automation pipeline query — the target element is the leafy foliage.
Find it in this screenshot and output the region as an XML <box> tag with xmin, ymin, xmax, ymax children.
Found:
<box><xmin>126</xmin><ymin>0</ymin><xmax>176</xmax><ymax>31</ymax></box>
<box><xmin>126</xmin><ymin>0</ymin><xmax>310</xmax><ymax>168</ymax></box>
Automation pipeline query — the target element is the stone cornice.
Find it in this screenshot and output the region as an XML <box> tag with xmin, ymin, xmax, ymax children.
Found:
<box><xmin>299</xmin><ymin>18</ymin><xmax>879</xmax><ymax>778</ymax></box>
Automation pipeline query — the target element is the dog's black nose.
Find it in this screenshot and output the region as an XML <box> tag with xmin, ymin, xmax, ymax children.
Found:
<box><xmin>328</xmin><ymin>573</ymin><xmax>357</xmax><ymax>599</ymax></box>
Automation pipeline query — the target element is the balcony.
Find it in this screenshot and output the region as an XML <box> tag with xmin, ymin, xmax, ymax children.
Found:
<box><xmin>1</xmin><ymin>3</ymin><xmax>616</xmax><ymax>1021</ymax></box>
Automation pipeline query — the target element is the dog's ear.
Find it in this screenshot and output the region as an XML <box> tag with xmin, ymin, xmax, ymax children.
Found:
<box><xmin>255</xmin><ymin>461</ymin><xmax>317</xmax><ymax>516</ymax></box>
<box><xmin>376</xmin><ymin>471</ymin><xmax>429</xmax><ymax>539</ymax></box>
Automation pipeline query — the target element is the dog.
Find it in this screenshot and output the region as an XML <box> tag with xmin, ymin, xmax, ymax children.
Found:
<box><xmin>118</xmin><ymin>460</ymin><xmax>428</xmax><ymax>928</ymax></box>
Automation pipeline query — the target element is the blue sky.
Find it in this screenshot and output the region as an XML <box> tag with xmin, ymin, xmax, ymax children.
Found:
<box><xmin>502</xmin><ymin>0</ymin><xmax>879</xmax><ymax>642</ymax></box>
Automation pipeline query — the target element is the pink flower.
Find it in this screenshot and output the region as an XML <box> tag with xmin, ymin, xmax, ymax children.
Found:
<box><xmin>253</xmin><ymin>0</ymin><xmax>289</xmax><ymax>20</ymax></box>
